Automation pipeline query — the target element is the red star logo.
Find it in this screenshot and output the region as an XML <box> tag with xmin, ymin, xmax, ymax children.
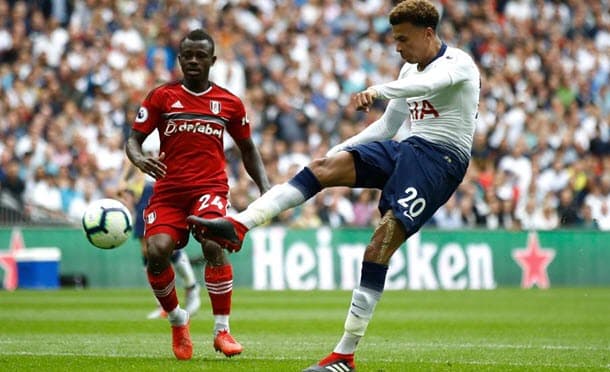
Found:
<box><xmin>0</xmin><ymin>229</ymin><xmax>25</xmax><ymax>291</ymax></box>
<box><xmin>512</xmin><ymin>232</ymin><xmax>555</xmax><ymax>289</ymax></box>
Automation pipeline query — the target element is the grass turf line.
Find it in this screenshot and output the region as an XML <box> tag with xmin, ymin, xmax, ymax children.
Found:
<box><xmin>0</xmin><ymin>288</ymin><xmax>609</xmax><ymax>371</ymax></box>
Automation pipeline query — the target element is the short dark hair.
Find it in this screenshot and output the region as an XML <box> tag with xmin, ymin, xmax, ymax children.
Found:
<box><xmin>389</xmin><ymin>0</ymin><xmax>439</xmax><ymax>30</ymax></box>
<box><xmin>180</xmin><ymin>29</ymin><xmax>215</xmax><ymax>53</ymax></box>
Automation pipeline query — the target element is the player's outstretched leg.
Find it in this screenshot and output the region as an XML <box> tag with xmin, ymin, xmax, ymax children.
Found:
<box><xmin>302</xmin><ymin>352</ymin><xmax>356</xmax><ymax>372</ymax></box>
<box><xmin>187</xmin><ymin>216</ymin><xmax>248</xmax><ymax>252</ymax></box>
<box><xmin>188</xmin><ymin>168</ymin><xmax>323</xmax><ymax>252</ymax></box>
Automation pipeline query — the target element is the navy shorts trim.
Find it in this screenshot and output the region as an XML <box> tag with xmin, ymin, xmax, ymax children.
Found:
<box><xmin>347</xmin><ymin>136</ymin><xmax>468</xmax><ymax>235</ymax></box>
<box><xmin>134</xmin><ymin>182</ymin><xmax>154</xmax><ymax>238</ymax></box>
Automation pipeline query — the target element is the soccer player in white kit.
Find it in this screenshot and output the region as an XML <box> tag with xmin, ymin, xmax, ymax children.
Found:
<box><xmin>188</xmin><ymin>1</ymin><xmax>480</xmax><ymax>370</ymax></box>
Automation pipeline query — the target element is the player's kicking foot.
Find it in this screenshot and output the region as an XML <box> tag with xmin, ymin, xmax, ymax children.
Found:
<box><xmin>184</xmin><ymin>283</ymin><xmax>201</xmax><ymax>316</ymax></box>
<box><xmin>213</xmin><ymin>330</ymin><xmax>243</xmax><ymax>357</ymax></box>
<box><xmin>187</xmin><ymin>216</ymin><xmax>248</xmax><ymax>252</ymax></box>
<box><xmin>302</xmin><ymin>352</ymin><xmax>356</xmax><ymax>372</ymax></box>
<box><xmin>171</xmin><ymin>311</ymin><xmax>193</xmax><ymax>360</ymax></box>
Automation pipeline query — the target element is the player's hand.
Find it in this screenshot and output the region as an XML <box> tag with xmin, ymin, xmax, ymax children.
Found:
<box><xmin>136</xmin><ymin>152</ymin><xmax>167</xmax><ymax>180</ymax></box>
<box><xmin>353</xmin><ymin>88</ymin><xmax>378</xmax><ymax>112</ymax></box>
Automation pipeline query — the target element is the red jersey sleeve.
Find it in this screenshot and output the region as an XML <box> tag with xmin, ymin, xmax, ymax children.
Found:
<box><xmin>132</xmin><ymin>87</ymin><xmax>164</xmax><ymax>135</ymax></box>
<box><xmin>225</xmin><ymin>97</ymin><xmax>251</xmax><ymax>141</ymax></box>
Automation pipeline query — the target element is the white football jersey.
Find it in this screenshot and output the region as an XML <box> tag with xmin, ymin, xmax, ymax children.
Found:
<box><xmin>371</xmin><ymin>44</ymin><xmax>480</xmax><ymax>160</ymax></box>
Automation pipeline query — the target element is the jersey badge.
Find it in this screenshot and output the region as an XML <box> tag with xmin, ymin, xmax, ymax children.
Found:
<box><xmin>146</xmin><ymin>211</ymin><xmax>156</xmax><ymax>224</ymax></box>
<box><xmin>210</xmin><ymin>100</ymin><xmax>221</xmax><ymax>114</ymax></box>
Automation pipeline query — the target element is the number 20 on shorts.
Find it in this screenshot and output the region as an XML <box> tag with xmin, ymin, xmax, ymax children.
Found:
<box><xmin>397</xmin><ymin>187</ymin><xmax>426</xmax><ymax>221</ymax></box>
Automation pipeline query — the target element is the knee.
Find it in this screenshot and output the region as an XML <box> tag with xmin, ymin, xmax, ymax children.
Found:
<box><xmin>308</xmin><ymin>158</ymin><xmax>330</xmax><ymax>180</ymax></box>
<box><xmin>308</xmin><ymin>157</ymin><xmax>346</xmax><ymax>186</ymax></box>
<box><xmin>145</xmin><ymin>238</ymin><xmax>173</xmax><ymax>272</ymax></box>
<box><xmin>308</xmin><ymin>152</ymin><xmax>355</xmax><ymax>186</ymax></box>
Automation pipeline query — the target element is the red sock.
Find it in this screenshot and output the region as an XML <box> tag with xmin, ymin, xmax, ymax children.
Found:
<box><xmin>205</xmin><ymin>264</ymin><xmax>233</xmax><ymax>315</ymax></box>
<box><xmin>147</xmin><ymin>266</ymin><xmax>178</xmax><ymax>312</ymax></box>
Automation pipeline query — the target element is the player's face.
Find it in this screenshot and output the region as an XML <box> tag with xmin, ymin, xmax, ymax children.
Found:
<box><xmin>178</xmin><ymin>39</ymin><xmax>216</xmax><ymax>80</ymax></box>
<box><xmin>391</xmin><ymin>22</ymin><xmax>433</xmax><ymax>64</ymax></box>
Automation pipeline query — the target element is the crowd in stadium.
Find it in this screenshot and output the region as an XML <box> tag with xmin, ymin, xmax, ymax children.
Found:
<box><xmin>0</xmin><ymin>0</ymin><xmax>609</xmax><ymax>231</ymax></box>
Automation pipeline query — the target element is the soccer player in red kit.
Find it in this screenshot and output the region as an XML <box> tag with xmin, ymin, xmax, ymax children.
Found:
<box><xmin>126</xmin><ymin>29</ymin><xmax>270</xmax><ymax>361</ymax></box>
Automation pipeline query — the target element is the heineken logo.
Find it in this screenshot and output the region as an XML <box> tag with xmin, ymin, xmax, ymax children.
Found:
<box><xmin>249</xmin><ymin>227</ymin><xmax>496</xmax><ymax>290</ymax></box>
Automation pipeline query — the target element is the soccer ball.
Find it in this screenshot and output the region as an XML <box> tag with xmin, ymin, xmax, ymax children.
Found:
<box><xmin>82</xmin><ymin>198</ymin><xmax>133</xmax><ymax>249</ymax></box>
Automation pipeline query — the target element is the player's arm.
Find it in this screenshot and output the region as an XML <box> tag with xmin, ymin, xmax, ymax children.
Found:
<box><xmin>368</xmin><ymin>69</ymin><xmax>454</xmax><ymax>100</ymax></box>
<box><xmin>125</xmin><ymin>129</ymin><xmax>167</xmax><ymax>180</ymax></box>
<box><xmin>234</xmin><ymin>137</ymin><xmax>271</xmax><ymax>195</ymax></box>
<box><xmin>355</xmin><ymin>61</ymin><xmax>474</xmax><ymax>109</ymax></box>
<box><xmin>326</xmin><ymin>99</ymin><xmax>409</xmax><ymax>157</ymax></box>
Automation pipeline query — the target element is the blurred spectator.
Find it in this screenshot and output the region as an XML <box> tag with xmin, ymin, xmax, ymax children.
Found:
<box><xmin>209</xmin><ymin>47</ymin><xmax>246</xmax><ymax>98</ymax></box>
<box><xmin>458</xmin><ymin>193</ymin><xmax>479</xmax><ymax>228</ymax></box>
<box><xmin>433</xmin><ymin>195</ymin><xmax>463</xmax><ymax>229</ymax></box>
<box><xmin>291</xmin><ymin>202</ymin><xmax>323</xmax><ymax>229</ymax></box>
<box><xmin>67</xmin><ymin>179</ymin><xmax>99</xmax><ymax>223</ymax></box>
<box><xmin>324</xmin><ymin>188</ymin><xmax>355</xmax><ymax>228</ymax></box>
<box><xmin>596</xmin><ymin>202</ymin><xmax>610</xmax><ymax>231</ymax></box>
<box><xmin>351</xmin><ymin>190</ymin><xmax>379</xmax><ymax>228</ymax></box>
<box><xmin>531</xmin><ymin>194</ymin><xmax>560</xmax><ymax>230</ymax></box>
<box><xmin>483</xmin><ymin>195</ymin><xmax>507</xmax><ymax>230</ymax></box>
<box><xmin>0</xmin><ymin>158</ymin><xmax>26</xmax><ymax>222</ymax></box>
<box><xmin>497</xmin><ymin>137</ymin><xmax>532</xmax><ymax>199</ymax></box>
<box><xmin>578</xmin><ymin>204</ymin><xmax>599</xmax><ymax>230</ymax></box>
<box><xmin>516</xmin><ymin>197</ymin><xmax>538</xmax><ymax>231</ymax></box>
<box><xmin>537</xmin><ymin>158</ymin><xmax>571</xmax><ymax>198</ymax></box>
<box><xmin>557</xmin><ymin>187</ymin><xmax>581</xmax><ymax>226</ymax></box>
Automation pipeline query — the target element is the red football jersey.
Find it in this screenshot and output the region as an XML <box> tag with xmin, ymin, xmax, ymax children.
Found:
<box><xmin>132</xmin><ymin>81</ymin><xmax>250</xmax><ymax>197</ymax></box>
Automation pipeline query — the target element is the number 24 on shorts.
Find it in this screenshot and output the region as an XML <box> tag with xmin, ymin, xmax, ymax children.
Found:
<box><xmin>397</xmin><ymin>187</ymin><xmax>426</xmax><ymax>221</ymax></box>
<box><xmin>197</xmin><ymin>193</ymin><xmax>226</xmax><ymax>212</ymax></box>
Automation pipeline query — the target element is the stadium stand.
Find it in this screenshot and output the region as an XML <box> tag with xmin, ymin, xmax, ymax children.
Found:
<box><xmin>0</xmin><ymin>0</ymin><xmax>609</xmax><ymax>230</ymax></box>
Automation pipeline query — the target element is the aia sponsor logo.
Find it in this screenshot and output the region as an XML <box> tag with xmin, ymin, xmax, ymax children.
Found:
<box><xmin>408</xmin><ymin>99</ymin><xmax>439</xmax><ymax>121</ymax></box>
<box><xmin>164</xmin><ymin>119</ymin><xmax>223</xmax><ymax>138</ymax></box>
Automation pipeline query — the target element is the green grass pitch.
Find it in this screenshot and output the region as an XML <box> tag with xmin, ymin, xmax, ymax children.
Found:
<box><xmin>1</xmin><ymin>288</ymin><xmax>609</xmax><ymax>371</ymax></box>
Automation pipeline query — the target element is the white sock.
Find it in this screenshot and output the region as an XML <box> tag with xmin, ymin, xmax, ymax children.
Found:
<box><xmin>235</xmin><ymin>183</ymin><xmax>306</xmax><ymax>229</ymax></box>
<box><xmin>173</xmin><ymin>250</ymin><xmax>197</xmax><ymax>288</ymax></box>
<box><xmin>334</xmin><ymin>287</ymin><xmax>380</xmax><ymax>354</ymax></box>
<box><xmin>168</xmin><ymin>307</ymin><xmax>188</xmax><ymax>326</ymax></box>
<box><xmin>214</xmin><ymin>315</ymin><xmax>230</xmax><ymax>335</ymax></box>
